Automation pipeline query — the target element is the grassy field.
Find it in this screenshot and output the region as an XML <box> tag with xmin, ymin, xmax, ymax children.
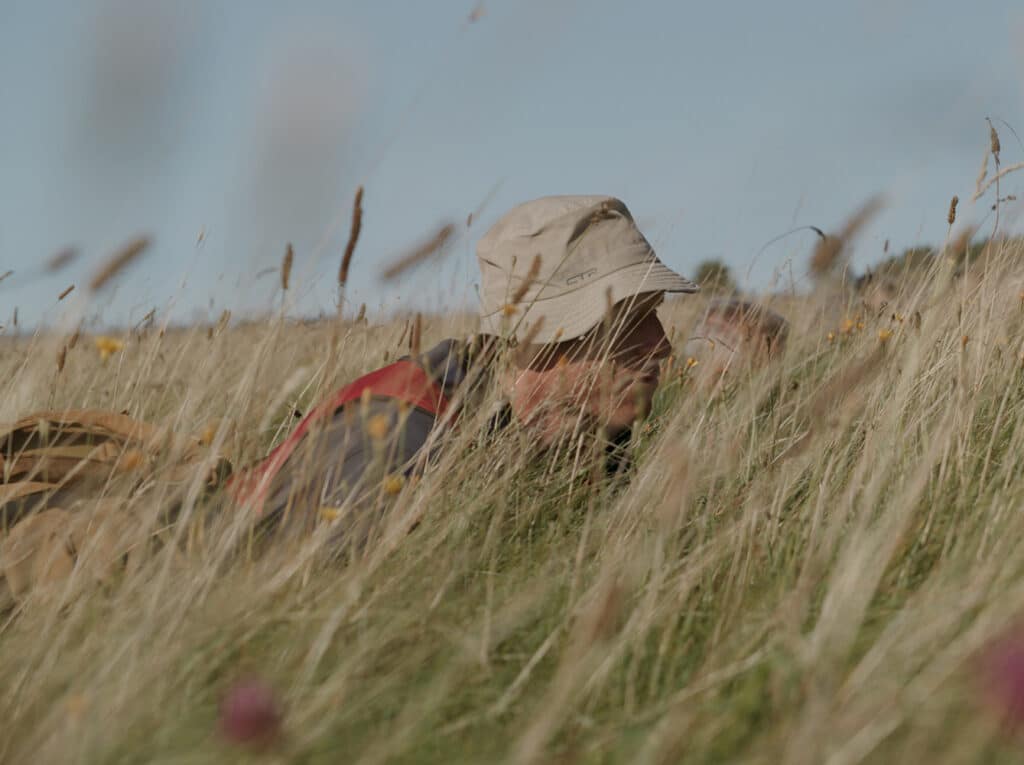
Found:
<box><xmin>5</xmin><ymin>228</ymin><xmax>1024</xmax><ymax>764</ymax></box>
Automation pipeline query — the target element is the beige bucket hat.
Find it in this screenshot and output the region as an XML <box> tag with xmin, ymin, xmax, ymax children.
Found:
<box><xmin>477</xmin><ymin>195</ymin><xmax>698</xmax><ymax>343</ymax></box>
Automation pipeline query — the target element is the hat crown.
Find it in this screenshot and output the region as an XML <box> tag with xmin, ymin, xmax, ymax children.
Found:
<box><xmin>477</xmin><ymin>195</ymin><xmax>653</xmax><ymax>298</ymax></box>
<box><xmin>476</xmin><ymin>195</ymin><xmax>697</xmax><ymax>342</ymax></box>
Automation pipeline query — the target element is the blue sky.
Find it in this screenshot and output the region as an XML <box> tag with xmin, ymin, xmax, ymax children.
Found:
<box><xmin>2</xmin><ymin>0</ymin><xmax>1023</xmax><ymax>328</ymax></box>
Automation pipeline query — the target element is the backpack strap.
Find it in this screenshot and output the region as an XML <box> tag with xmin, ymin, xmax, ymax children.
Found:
<box><xmin>228</xmin><ymin>359</ymin><xmax>450</xmax><ymax>513</ymax></box>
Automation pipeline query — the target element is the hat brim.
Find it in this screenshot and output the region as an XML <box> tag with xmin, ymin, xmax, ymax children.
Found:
<box><xmin>481</xmin><ymin>260</ymin><xmax>699</xmax><ymax>343</ymax></box>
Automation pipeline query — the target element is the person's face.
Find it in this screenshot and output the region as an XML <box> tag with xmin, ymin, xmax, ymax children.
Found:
<box><xmin>508</xmin><ymin>293</ymin><xmax>671</xmax><ymax>443</ymax></box>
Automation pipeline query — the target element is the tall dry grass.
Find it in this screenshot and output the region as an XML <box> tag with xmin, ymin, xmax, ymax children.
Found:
<box><xmin>4</xmin><ymin>212</ymin><xmax>1024</xmax><ymax>764</ymax></box>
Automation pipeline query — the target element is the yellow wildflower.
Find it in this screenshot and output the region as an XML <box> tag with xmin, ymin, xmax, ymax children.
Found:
<box><xmin>840</xmin><ymin>318</ymin><xmax>855</xmax><ymax>335</ymax></box>
<box><xmin>366</xmin><ymin>414</ymin><xmax>390</xmax><ymax>440</ymax></box>
<box><xmin>878</xmin><ymin>328</ymin><xmax>892</xmax><ymax>343</ymax></box>
<box><xmin>383</xmin><ymin>474</ymin><xmax>405</xmax><ymax>495</ymax></box>
<box><xmin>502</xmin><ymin>304</ymin><xmax>517</xmax><ymax>316</ymax></box>
<box><xmin>93</xmin><ymin>335</ymin><xmax>124</xmax><ymax>361</ymax></box>
<box><xmin>827</xmin><ymin>332</ymin><xmax>835</xmax><ymax>343</ymax></box>
<box><xmin>199</xmin><ymin>419</ymin><xmax>225</xmax><ymax>446</ymax></box>
<box><xmin>686</xmin><ymin>357</ymin><xmax>699</xmax><ymax>368</ymax></box>
<box><xmin>319</xmin><ymin>506</ymin><xmax>341</xmax><ymax>522</ymax></box>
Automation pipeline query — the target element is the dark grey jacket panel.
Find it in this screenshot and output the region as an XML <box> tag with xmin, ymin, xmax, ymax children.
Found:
<box><xmin>257</xmin><ymin>338</ymin><xmax>483</xmax><ymax>545</ymax></box>
<box><xmin>260</xmin><ymin>399</ymin><xmax>436</xmax><ymax>544</ymax></box>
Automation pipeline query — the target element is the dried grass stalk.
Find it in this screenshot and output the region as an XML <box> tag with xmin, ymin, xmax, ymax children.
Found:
<box><xmin>56</xmin><ymin>345</ymin><xmax>66</xmax><ymax>373</ymax></box>
<box><xmin>216</xmin><ymin>309</ymin><xmax>231</xmax><ymax>334</ymax></box>
<box><xmin>973</xmin><ymin>161</ymin><xmax>1024</xmax><ymax>202</ymax></box>
<box><xmin>947</xmin><ymin>196</ymin><xmax>958</xmax><ymax>226</ymax></box>
<box><xmin>520</xmin><ymin>316</ymin><xmax>546</xmax><ymax>348</ymax></box>
<box><xmin>381</xmin><ymin>223</ymin><xmax>456</xmax><ymax>281</ymax></box>
<box><xmin>512</xmin><ymin>316</ymin><xmax>548</xmax><ymax>366</ymax></box>
<box><xmin>948</xmin><ymin>225</ymin><xmax>977</xmax><ymax>261</ymax></box>
<box><xmin>90</xmin><ymin>236</ymin><xmax>150</xmax><ymax>292</ymax></box>
<box><xmin>58</xmin><ymin>285</ymin><xmax>75</xmax><ymax>301</ymax></box>
<box><xmin>808</xmin><ymin>347</ymin><xmax>888</xmax><ymax>422</ymax></box>
<box><xmin>975</xmin><ymin>150</ymin><xmax>989</xmax><ymax>194</ymax></box>
<box><xmin>410</xmin><ymin>313</ymin><xmax>422</xmax><ymax>356</ymax></box>
<box><xmin>510</xmin><ymin>255</ymin><xmax>543</xmax><ymax>307</ymax></box>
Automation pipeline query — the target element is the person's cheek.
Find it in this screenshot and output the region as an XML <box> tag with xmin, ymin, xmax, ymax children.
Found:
<box><xmin>605</xmin><ymin>378</ymin><xmax>645</xmax><ymax>427</ymax></box>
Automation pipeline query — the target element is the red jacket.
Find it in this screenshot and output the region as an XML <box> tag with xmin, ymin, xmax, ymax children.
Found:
<box><xmin>227</xmin><ymin>339</ymin><xmax>487</xmax><ymax>541</ymax></box>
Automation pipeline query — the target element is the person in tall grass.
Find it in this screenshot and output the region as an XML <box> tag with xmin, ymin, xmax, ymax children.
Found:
<box><xmin>682</xmin><ymin>298</ymin><xmax>789</xmax><ymax>389</ymax></box>
<box><xmin>233</xmin><ymin>195</ymin><xmax>699</xmax><ymax>540</ymax></box>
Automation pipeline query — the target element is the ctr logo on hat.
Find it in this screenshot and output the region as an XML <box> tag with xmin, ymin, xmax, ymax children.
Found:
<box><xmin>565</xmin><ymin>268</ymin><xmax>598</xmax><ymax>286</ymax></box>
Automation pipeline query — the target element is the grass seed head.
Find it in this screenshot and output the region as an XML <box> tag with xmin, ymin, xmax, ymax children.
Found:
<box><xmin>380</xmin><ymin>222</ymin><xmax>457</xmax><ymax>282</ymax></box>
<box><xmin>989</xmin><ymin>121</ymin><xmax>1002</xmax><ymax>159</ymax></box>
<box><xmin>90</xmin><ymin>236</ymin><xmax>150</xmax><ymax>292</ymax></box>
<box><xmin>46</xmin><ymin>247</ymin><xmax>78</xmax><ymax>273</ymax></box>
<box><xmin>809</xmin><ymin>196</ymin><xmax>883</xmax><ymax>279</ymax></box>
<box><xmin>339</xmin><ymin>186</ymin><xmax>364</xmax><ymax>289</ymax></box>
<box><xmin>281</xmin><ymin>243</ymin><xmax>293</xmax><ymax>291</ymax></box>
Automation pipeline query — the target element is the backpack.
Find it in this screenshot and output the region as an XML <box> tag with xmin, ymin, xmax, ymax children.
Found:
<box><xmin>0</xmin><ymin>409</ymin><xmax>230</xmax><ymax>603</ymax></box>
